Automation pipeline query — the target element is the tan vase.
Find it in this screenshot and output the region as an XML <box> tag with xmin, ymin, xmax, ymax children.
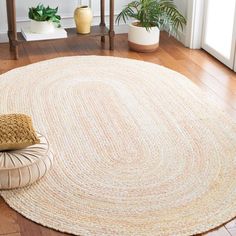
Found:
<box><xmin>74</xmin><ymin>6</ymin><xmax>93</xmax><ymax>34</ymax></box>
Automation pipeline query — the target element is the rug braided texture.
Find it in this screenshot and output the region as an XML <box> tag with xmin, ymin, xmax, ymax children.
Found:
<box><xmin>1</xmin><ymin>56</ymin><xmax>236</xmax><ymax>236</ymax></box>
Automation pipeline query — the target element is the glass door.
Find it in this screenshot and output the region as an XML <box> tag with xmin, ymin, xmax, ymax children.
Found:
<box><xmin>202</xmin><ymin>0</ymin><xmax>236</xmax><ymax>69</ymax></box>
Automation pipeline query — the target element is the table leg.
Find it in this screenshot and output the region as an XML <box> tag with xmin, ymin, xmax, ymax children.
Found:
<box><xmin>13</xmin><ymin>44</ymin><xmax>19</xmax><ymax>59</ymax></box>
<box><xmin>100</xmin><ymin>0</ymin><xmax>105</xmax><ymax>43</ymax></box>
<box><xmin>6</xmin><ymin>0</ymin><xmax>13</xmax><ymax>51</ymax></box>
<box><xmin>109</xmin><ymin>0</ymin><xmax>115</xmax><ymax>50</ymax></box>
<box><xmin>6</xmin><ymin>0</ymin><xmax>19</xmax><ymax>59</ymax></box>
<box><xmin>12</xmin><ymin>0</ymin><xmax>19</xmax><ymax>59</ymax></box>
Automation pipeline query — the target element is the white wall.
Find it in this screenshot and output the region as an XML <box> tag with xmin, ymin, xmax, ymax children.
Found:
<box><xmin>174</xmin><ymin>0</ymin><xmax>188</xmax><ymax>17</ymax></box>
<box><xmin>0</xmin><ymin>0</ymin><xmax>130</xmax><ymax>42</ymax></box>
<box><xmin>173</xmin><ymin>0</ymin><xmax>188</xmax><ymax>45</ymax></box>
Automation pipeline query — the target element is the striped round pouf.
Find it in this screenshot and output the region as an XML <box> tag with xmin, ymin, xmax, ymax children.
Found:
<box><xmin>0</xmin><ymin>134</ymin><xmax>53</xmax><ymax>189</ymax></box>
<box><xmin>0</xmin><ymin>56</ymin><xmax>236</xmax><ymax>236</ymax></box>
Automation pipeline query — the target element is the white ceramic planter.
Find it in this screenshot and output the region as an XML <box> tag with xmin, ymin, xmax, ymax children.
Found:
<box><xmin>30</xmin><ymin>20</ymin><xmax>55</xmax><ymax>34</ymax></box>
<box><xmin>128</xmin><ymin>22</ymin><xmax>160</xmax><ymax>52</ymax></box>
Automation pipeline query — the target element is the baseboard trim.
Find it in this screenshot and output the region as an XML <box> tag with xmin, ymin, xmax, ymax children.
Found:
<box><xmin>0</xmin><ymin>32</ymin><xmax>8</xmax><ymax>43</ymax></box>
<box><xmin>169</xmin><ymin>29</ymin><xmax>187</xmax><ymax>46</ymax></box>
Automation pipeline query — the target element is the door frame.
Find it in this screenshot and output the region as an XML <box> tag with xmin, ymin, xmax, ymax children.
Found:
<box><xmin>185</xmin><ymin>0</ymin><xmax>204</xmax><ymax>49</ymax></box>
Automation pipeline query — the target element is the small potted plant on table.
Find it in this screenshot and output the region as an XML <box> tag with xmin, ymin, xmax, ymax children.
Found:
<box><xmin>116</xmin><ymin>0</ymin><xmax>186</xmax><ymax>52</ymax></box>
<box><xmin>28</xmin><ymin>4</ymin><xmax>61</xmax><ymax>34</ymax></box>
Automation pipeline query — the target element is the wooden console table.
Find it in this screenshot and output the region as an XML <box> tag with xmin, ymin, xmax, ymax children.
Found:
<box><xmin>6</xmin><ymin>0</ymin><xmax>115</xmax><ymax>59</ymax></box>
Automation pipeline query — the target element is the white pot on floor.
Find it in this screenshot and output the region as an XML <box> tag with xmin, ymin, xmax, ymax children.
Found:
<box><xmin>128</xmin><ymin>21</ymin><xmax>160</xmax><ymax>53</ymax></box>
<box><xmin>30</xmin><ymin>20</ymin><xmax>55</xmax><ymax>34</ymax></box>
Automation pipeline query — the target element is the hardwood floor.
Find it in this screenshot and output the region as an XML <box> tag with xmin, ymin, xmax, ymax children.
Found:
<box><xmin>0</xmin><ymin>33</ymin><xmax>236</xmax><ymax>236</ymax></box>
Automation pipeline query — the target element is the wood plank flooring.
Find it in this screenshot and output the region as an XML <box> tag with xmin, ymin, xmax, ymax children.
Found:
<box><xmin>0</xmin><ymin>33</ymin><xmax>236</xmax><ymax>236</ymax></box>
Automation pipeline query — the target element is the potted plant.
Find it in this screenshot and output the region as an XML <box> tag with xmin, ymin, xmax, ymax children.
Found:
<box><xmin>28</xmin><ymin>4</ymin><xmax>61</xmax><ymax>34</ymax></box>
<box><xmin>116</xmin><ymin>0</ymin><xmax>186</xmax><ymax>52</ymax></box>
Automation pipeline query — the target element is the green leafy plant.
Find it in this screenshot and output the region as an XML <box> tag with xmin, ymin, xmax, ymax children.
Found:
<box><xmin>116</xmin><ymin>0</ymin><xmax>186</xmax><ymax>36</ymax></box>
<box><xmin>28</xmin><ymin>4</ymin><xmax>61</xmax><ymax>27</ymax></box>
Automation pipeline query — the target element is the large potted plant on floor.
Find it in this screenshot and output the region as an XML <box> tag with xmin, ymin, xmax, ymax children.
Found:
<box><xmin>28</xmin><ymin>4</ymin><xmax>61</xmax><ymax>34</ymax></box>
<box><xmin>116</xmin><ymin>0</ymin><xmax>186</xmax><ymax>52</ymax></box>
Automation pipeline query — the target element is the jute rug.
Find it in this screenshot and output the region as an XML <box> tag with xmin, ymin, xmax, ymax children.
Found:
<box><xmin>0</xmin><ymin>56</ymin><xmax>236</xmax><ymax>236</ymax></box>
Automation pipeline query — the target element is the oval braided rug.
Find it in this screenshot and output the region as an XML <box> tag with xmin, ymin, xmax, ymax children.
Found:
<box><xmin>1</xmin><ymin>56</ymin><xmax>236</xmax><ymax>236</ymax></box>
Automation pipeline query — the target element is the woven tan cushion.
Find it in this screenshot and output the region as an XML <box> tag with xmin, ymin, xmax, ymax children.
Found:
<box><xmin>0</xmin><ymin>114</ymin><xmax>40</xmax><ymax>151</ymax></box>
<box><xmin>0</xmin><ymin>133</ymin><xmax>53</xmax><ymax>190</ymax></box>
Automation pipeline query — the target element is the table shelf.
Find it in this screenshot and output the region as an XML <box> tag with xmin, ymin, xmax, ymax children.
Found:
<box><xmin>15</xmin><ymin>25</ymin><xmax>109</xmax><ymax>43</ymax></box>
<box><xmin>5</xmin><ymin>0</ymin><xmax>115</xmax><ymax>59</ymax></box>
